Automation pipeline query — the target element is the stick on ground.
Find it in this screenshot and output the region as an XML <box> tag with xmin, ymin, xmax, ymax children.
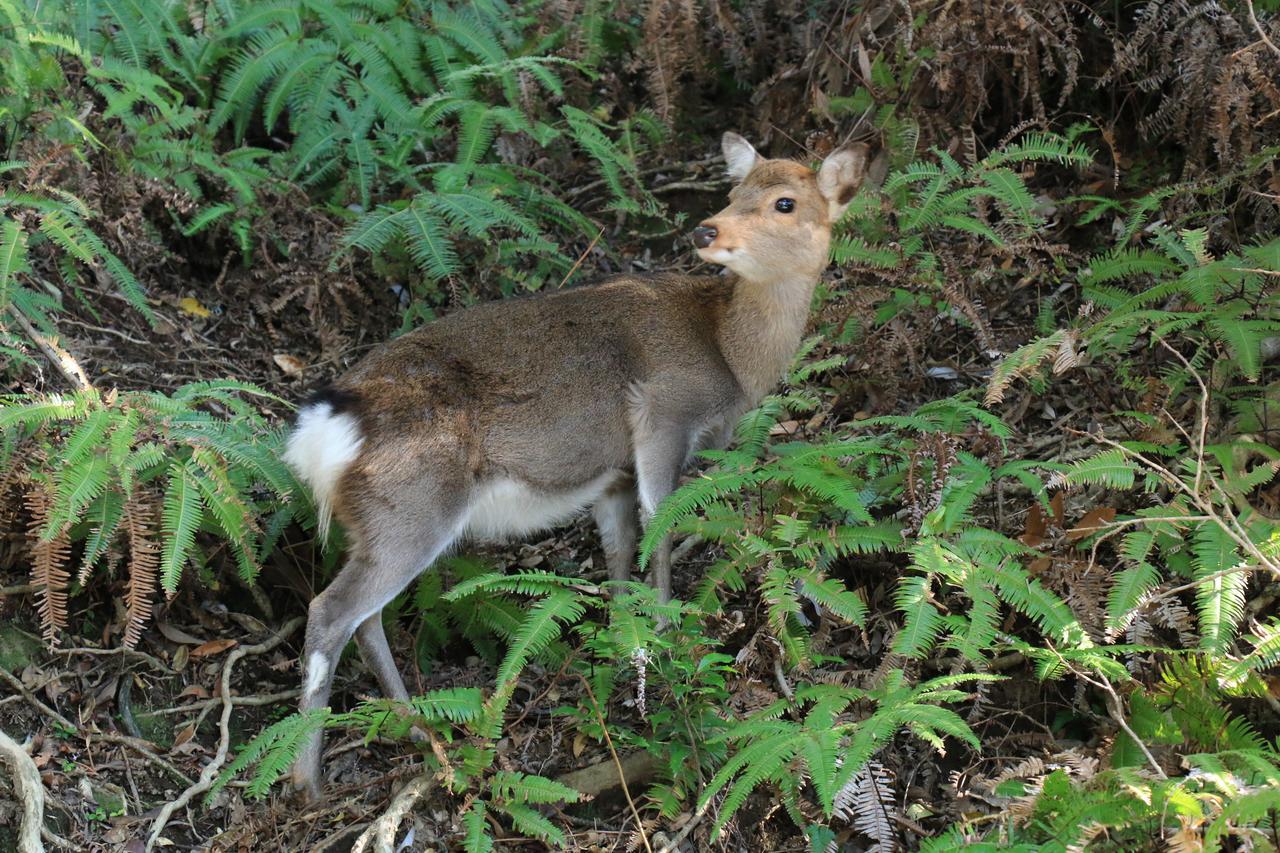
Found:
<box><xmin>350</xmin><ymin>774</ymin><xmax>435</xmax><ymax>853</ymax></box>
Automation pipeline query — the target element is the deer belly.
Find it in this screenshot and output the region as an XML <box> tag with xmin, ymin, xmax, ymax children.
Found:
<box><xmin>463</xmin><ymin>472</ymin><xmax>620</xmax><ymax>542</ymax></box>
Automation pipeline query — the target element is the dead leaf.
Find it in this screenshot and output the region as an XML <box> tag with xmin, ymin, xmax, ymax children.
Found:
<box><xmin>178</xmin><ymin>685</ymin><xmax>210</xmax><ymax>701</ymax></box>
<box><xmin>172</xmin><ymin>723</ymin><xmax>197</xmax><ymax>749</ymax></box>
<box><xmin>190</xmin><ymin>638</ymin><xmax>237</xmax><ymax>658</ymax></box>
<box><xmin>178</xmin><ymin>296</ymin><xmax>211</xmax><ymax>318</ymax></box>
<box><xmin>1028</xmin><ymin>557</ymin><xmax>1052</xmax><ymax>575</ymax></box>
<box><xmin>273</xmin><ymin>353</ymin><xmax>305</xmax><ymax>378</ymax></box>
<box><xmin>228</xmin><ymin>612</ymin><xmax>268</xmax><ymax>635</ymax></box>
<box><xmin>1067</xmin><ymin>507</ymin><xmax>1117</xmax><ymax>542</ymax></box>
<box><xmin>171</xmin><ymin>645</ymin><xmax>189</xmax><ymax>672</ymax></box>
<box><xmin>157</xmin><ymin>622</ymin><xmax>205</xmax><ymax>645</ymax></box>
<box><xmin>573</xmin><ymin>732</ymin><xmax>586</xmax><ymax>758</ymax></box>
<box><xmin>770</xmin><ymin>420</ymin><xmax>800</xmax><ymax>436</ymax></box>
<box><xmin>1020</xmin><ymin>503</ymin><xmax>1046</xmax><ymax>548</ymax></box>
<box><xmin>1049</xmin><ymin>492</ymin><xmax>1065</xmax><ymax>527</ymax></box>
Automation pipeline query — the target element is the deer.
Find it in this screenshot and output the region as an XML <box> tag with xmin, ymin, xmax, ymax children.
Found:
<box><xmin>282</xmin><ymin>132</ymin><xmax>873</xmax><ymax>797</ymax></box>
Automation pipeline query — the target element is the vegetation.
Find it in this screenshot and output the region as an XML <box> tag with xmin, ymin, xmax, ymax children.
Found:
<box><xmin>1</xmin><ymin>0</ymin><xmax>1279</xmax><ymax>850</ymax></box>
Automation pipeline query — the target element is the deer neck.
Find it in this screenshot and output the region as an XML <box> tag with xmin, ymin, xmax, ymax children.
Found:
<box><xmin>717</xmin><ymin>268</ymin><xmax>822</xmax><ymax>404</ymax></box>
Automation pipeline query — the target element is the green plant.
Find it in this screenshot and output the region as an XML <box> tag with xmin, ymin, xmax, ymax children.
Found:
<box><xmin>699</xmin><ymin>673</ymin><xmax>999</xmax><ymax>839</ymax></box>
<box><xmin>0</xmin><ymin>381</ymin><xmax>303</xmax><ymax>646</ymax></box>
<box><xmin>921</xmin><ymin>656</ymin><xmax>1280</xmax><ymax>850</ymax></box>
<box><xmin>0</xmin><ymin>168</ymin><xmax>153</xmax><ymax>368</ymax></box>
<box><xmin>986</xmin><ymin>228</ymin><xmax>1280</xmax><ymax>405</ymax></box>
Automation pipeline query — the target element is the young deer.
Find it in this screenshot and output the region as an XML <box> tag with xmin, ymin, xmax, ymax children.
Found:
<box><xmin>284</xmin><ymin>132</ymin><xmax>872</xmax><ymax>797</ymax></box>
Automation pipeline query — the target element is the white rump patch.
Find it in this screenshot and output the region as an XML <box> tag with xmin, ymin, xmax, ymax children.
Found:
<box><xmin>464</xmin><ymin>472</ymin><xmax>620</xmax><ymax>542</ymax></box>
<box><xmin>284</xmin><ymin>402</ymin><xmax>364</xmax><ymax>542</ymax></box>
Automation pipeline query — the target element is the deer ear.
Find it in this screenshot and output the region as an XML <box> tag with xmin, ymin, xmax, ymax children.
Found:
<box><xmin>722</xmin><ymin>132</ymin><xmax>760</xmax><ymax>182</ymax></box>
<box><xmin>817</xmin><ymin>143</ymin><xmax>871</xmax><ymax>220</ymax></box>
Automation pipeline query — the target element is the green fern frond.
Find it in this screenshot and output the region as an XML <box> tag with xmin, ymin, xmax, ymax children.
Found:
<box><xmin>159</xmin><ymin>460</ymin><xmax>203</xmax><ymax>593</ymax></box>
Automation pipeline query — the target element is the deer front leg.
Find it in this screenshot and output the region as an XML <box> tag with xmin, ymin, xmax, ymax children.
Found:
<box><xmin>593</xmin><ymin>474</ymin><xmax>639</xmax><ymax>584</ymax></box>
<box><xmin>634</xmin><ymin>431</ymin><xmax>689</xmax><ymax>603</ymax></box>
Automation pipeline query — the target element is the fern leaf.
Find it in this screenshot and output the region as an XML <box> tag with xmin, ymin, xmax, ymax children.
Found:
<box><xmin>498</xmin><ymin>802</ymin><xmax>565</xmax><ymax>847</ymax></box>
<box><xmin>1192</xmin><ymin>523</ymin><xmax>1248</xmax><ymax>653</ymax></box>
<box><xmin>892</xmin><ymin>573</ymin><xmax>944</xmax><ymax>658</ymax></box>
<box><xmin>1105</xmin><ymin>562</ymin><xmax>1161</xmax><ymax>638</ymax></box>
<box><xmin>462</xmin><ymin>800</ymin><xmax>493</xmax><ymax>853</ymax></box>
<box><xmin>26</xmin><ymin>486</ymin><xmax>72</xmax><ymax>645</ymax></box>
<box><xmin>77</xmin><ymin>489</ymin><xmax>125</xmax><ymax>585</ymax></box>
<box><xmin>1046</xmin><ymin>449</ymin><xmax>1138</xmax><ymax>491</ymax></box>
<box><xmin>159</xmin><ymin>460</ymin><xmax>203</xmax><ymax>595</ymax></box>
<box><xmin>398</xmin><ymin>200</ymin><xmax>458</xmax><ymax>280</ymax></box>
<box><xmin>493</xmin><ymin>589</ymin><xmax>583</xmax><ymax>689</ymax></box>
<box><xmin>489</xmin><ymin>771</ymin><xmax>582</xmax><ymax>805</ymax></box>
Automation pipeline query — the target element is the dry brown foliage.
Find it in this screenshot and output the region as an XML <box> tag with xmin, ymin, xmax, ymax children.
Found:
<box><xmin>25</xmin><ymin>484</ymin><xmax>71</xmax><ymax>645</ymax></box>
<box><xmin>122</xmin><ymin>496</ymin><xmax>160</xmax><ymax>650</ymax></box>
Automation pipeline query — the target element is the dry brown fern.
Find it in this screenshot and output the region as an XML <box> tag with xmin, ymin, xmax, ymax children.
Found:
<box><xmin>25</xmin><ymin>485</ymin><xmax>72</xmax><ymax>646</ymax></box>
<box><xmin>640</xmin><ymin>0</ymin><xmax>702</xmax><ymax>123</ymax></box>
<box><xmin>1101</xmin><ymin>0</ymin><xmax>1280</xmax><ymax>174</ymax></box>
<box><xmin>121</xmin><ymin>496</ymin><xmax>160</xmax><ymax>650</ymax></box>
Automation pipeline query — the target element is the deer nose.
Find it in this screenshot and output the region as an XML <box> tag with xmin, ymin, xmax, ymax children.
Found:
<box><xmin>691</xmin><ymin>225</ymin><xmax>718</xmax><ymax>249</ymax></box>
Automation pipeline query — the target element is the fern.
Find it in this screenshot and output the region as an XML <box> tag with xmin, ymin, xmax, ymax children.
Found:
<box><xmin>1191</xmin><ymin>522</ymin><xmax>1248</xmax><ymax>654</ymax></box>
<box><xmin>0</xmin><ymin>384</ymin><xmax>306</xmax><ymax>645</ymax></box>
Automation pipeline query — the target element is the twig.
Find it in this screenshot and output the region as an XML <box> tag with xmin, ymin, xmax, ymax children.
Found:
<box><xmin>7</xmin><ymin>307</ymin><xmax>92</xmax><ymax>391</ymax></box>
<box><xmin>144</xmin><ymin>617</ymin><xmax>303</xmax><ymax>851</ymax></box>
<box><xmin>557</xmin><ymin>227</ymin><xmax>605</xmax><ymax>289</ymax></box>
<box><xmin>652</xmin><ymin>179</ymin><xmax>730</xmax><ymax>195</ymax></box>
<box><xmin>564</xmin><ymin>155</ymin><xmax>721</xmax><ymax>199</ymax></box>
<box><xmin>144</xmin><ymin>689</ymin><xmax>299</xmax><ymax>717</ymax></box>
<box><xmin>1052</xmin><ymin>649</ymin><xmax>1168</xmax><ymax>780</ymax></box>
<box><xmin>655</xmin><ymin>796</ymin><xmax>713</xmax><ymax>853</ymax></box>
<box><xmin>1246</xmin><ymin>0</ymin><xmax>1280</xmax><ymax>60</ymax></box>
<box><xmin>59</xmin><ymin>646</ymin><xmax>171</xmax><ymax>674</ymax></box>
<box><xmin>773</xmin><ymin>659</ymin><xmax>795</xmax><ymax>701</ymax></box>
<box><xmin>669</xmin><ymin>534</ymin><xmax>704</xmax><ymax>565</ymax></box>
<box><xmin>0</xmin><ymin>583</ymin><xmax>38</xmax><ymax>596</ymax></box>
<box><xmin>0</xmin><ymin>726</ymin><xmax>44</xmax><ymax>853</ymax></box>
<box><xmin>0</xmin><ymin>665</ymin><xmax>192</xmax><ymax>786</ymax></box>
<box><xmin>349</xmin><ymin>774</ymin><xmax>434</xmax><ymax>853</ymax></box>
<box><xmin>579</xmin><ymin>674</ymin><xmax>653</xmax><ymax>853</ymax></box>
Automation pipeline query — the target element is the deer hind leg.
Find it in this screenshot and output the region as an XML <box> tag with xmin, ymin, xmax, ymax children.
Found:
<box><xmin>593</xmin><ymin>473</ymin><xmax>639</xmax><ymax>584</ymax></box>
<box><xmin>355</xmin><ymin>613</ymin><xmax>409</xmax><ymax>701</ymax></box>
<box><xmin>291</xmin><ymin>518</ymin><xmax>461</xmax><ymax>800</ymax></box>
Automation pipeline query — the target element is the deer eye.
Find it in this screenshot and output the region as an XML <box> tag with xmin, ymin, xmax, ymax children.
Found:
<box><xmin>774</xmin><ymin>198</ymin><xmax>795</xmax><ymax>213</ymax></box>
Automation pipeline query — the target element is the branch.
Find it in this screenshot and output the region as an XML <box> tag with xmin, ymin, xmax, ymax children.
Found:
<box><xmin>579</xmin><ymin>675</ymin><xmax>653</xmax><ymax>853</ymax></box>
<box><xmin>0</xmin><ymin>726</ymin><xmax>44</xmax><ymax>853</ymax></box>
<box><xmin>7</xmin><ymin>308</ymin><xmax>92</xmax><ymax>391</ymax></box>
<box><xmin>1246</xmin><ymin>0</ymin><xmax>1280</xmax><ymax>60</ymax></box>
<box><xmin>144</xmin><ymin>617</ymin><xmax>303</xmax><ymax>851</ymax></box>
